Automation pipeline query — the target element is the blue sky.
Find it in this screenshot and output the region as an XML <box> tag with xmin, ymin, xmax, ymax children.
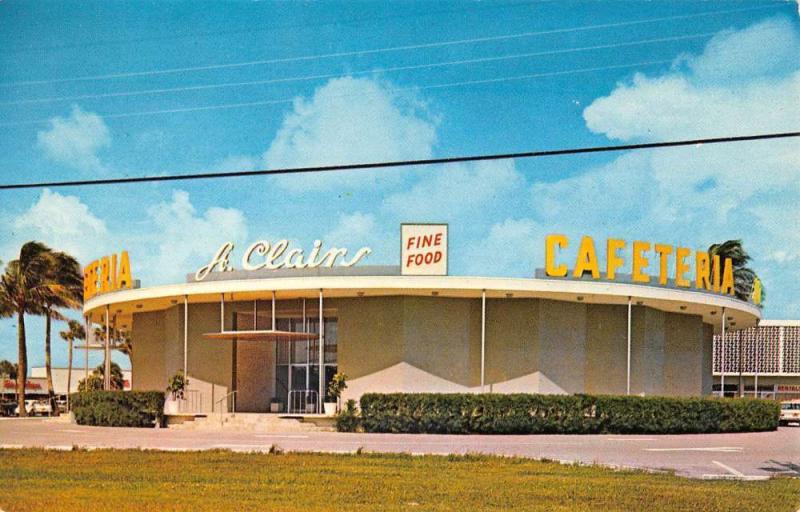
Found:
<box><xmin>1</xmin><ymin>1</ymin><xmax>799</xmax><ymax>371</ymax></box>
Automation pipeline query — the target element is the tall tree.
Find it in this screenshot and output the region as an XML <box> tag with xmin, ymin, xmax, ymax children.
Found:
<box><xmin>40</xmin><ymin>251</ymin><xmax>83</xmax><ymax>416</ymax></box>
<box><xmin>708</xmin><ymin>239</ymin><xmax>763</xmax><ymax>398</ymax></box>
<box><xmin>0</xmin><ymin>242</ymin><xmax>53</xmax><ymax>417</ymax></box>
<box><xmin>708</xmin><ymin>240</ymin><xmax>763</xmax><ymax>304</ymax></box>
<box><xmin>60</xmin><ymin>320</ymin><xmax>85</xmax><ymax>410</ymax></box>
<box><xmin>0</xmin><ymin>359</ymin><xmax>17</xmax><ymax>380</ymax></box>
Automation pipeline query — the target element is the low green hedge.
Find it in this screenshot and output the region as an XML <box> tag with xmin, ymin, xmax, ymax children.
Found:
<box><xmin>70</xmin><ymin>390</ymin><xmax>165</xmax><ymax>428</ymax></box>
<box><xmin>358</xmin><ymin>393</ymin><xmax>779</xmax><ymax>435</ymax></box>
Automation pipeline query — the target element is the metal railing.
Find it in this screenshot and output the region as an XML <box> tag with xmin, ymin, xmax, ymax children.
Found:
<box><xmin>178</xmin><ymin>390</ymin><xmax>202</xmax><ymax>414</ymax></box>
<box><xmin>214</xmin><ymin>390</ymin><xmax>237</xmax><ymax>425</ymax></box>
<box><xmin>288</xmin><ymin>390</ymin><xmax>318</xmax><ymax>414</ymax></box>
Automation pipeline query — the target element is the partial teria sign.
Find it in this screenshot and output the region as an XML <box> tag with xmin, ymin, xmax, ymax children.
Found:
<box><xmin>401</xmin><ymin>224</ymin><xmax>448</xmax><ymax>276</ymax></box>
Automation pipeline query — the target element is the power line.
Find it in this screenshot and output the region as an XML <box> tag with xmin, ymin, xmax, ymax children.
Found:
<box><xmin>0</xmin><ymin>5</ymin><xmax>776</xmax><ymax>88</ymax></box>
<box><xmin>1</xmin><ymin>32</ymin><xmax>714</xmax><ymax>106</ymax></box>
<box><xmin>0</xmin><ymin>59</ymin><xmax>675</xmax><ymax>127</ymax></box>
<box><xmin>5</xmin><ymin>0</ymin><xmax>544</xmax><ymax>55</ymax></box>
<box><xmin>1</xmin><ymin>132</ymin><xmax>796</xmax><ymax>191</ymax></box>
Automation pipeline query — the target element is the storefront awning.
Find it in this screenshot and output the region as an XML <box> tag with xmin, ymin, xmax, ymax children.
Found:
<box><xmin>203</xmin><ymin>330</ymin><xmax>319</xmax><ymax>342</ymax></box>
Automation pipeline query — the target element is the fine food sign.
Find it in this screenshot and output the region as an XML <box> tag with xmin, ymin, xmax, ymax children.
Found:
<box><xmin>401</xmin><ymin>224</ymin><xmax>448</xmax><ymax>276</ymax></box>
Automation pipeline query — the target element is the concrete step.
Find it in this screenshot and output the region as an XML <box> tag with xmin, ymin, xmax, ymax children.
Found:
<box><xmin>169</xmin><ymin>413</ymin><xmax>334</xmax><ymax>432</ymax></box>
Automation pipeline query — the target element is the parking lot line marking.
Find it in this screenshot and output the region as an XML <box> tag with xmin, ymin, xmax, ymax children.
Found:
<box><xmin>607</xmin><ymin>438</ymin><xmax>657</xmax><ymax>441</ymax></box>
<box><xmin>644</xmin><ymin>447</ymin><xmax>743</xmax><ymax>453</ymax></box>
<box><xmin>712</xmin><ymin>460</ymin><xmax>744</xmax><ymax>477</ymax></box>
<box><xmin>253</xmin><ymin>434</ymin><xmax>309</xmax><ymax>439</ymax></box>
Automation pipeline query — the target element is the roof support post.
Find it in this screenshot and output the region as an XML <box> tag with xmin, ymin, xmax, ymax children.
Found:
<box><xmin>318</xmin><ymin>289</ymin><xmax>324</xmax><ymax>413</ymax></box>
<box><xmin>104</xmin><ymin>306</ymin><xmax>111</xmax><ymax>390</ymax></box>
<box><xmin>220</xmin><ymin>293</ymin><xmax>225</xmax><ymax>332</ymax></box>
<box><xmin>720</xmin><ymin>307</ymin><xmax>726</xmax><ymax>397</ymax></box>
<box><xmin>754</xmin><ymin>323</ymin><xmax>759</xmax><ymax>397</ymax></box>
<box><xmin>626</xmin><ymin>296</ymin><xmax>632</xmax><ymax>396</ymax></box>
<box><xmin>272</xmin><ymin>291</ymin><xmax>276</xmax><ymax>331</ymax></box>
<box><xmin>738</xmin><ymin>326</ymin><xmax>745</xmax><ymax>398</ymax></box>
<box><xmin>84</xmin><ymin>315</ymin><xmax>90</xmax><ymax>382</ymax></box>
<box><xmin>183</xmin><ymin>295</ymin><xmax>189</xmax><ymax>379</ymax></box>
<box><xmin>480</xmin><ymin>290</ymin><xmax>486</xmax><ymax>393</ymax></box>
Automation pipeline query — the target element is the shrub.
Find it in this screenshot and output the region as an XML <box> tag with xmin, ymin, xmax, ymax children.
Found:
<box><xmin>335</xmin><ymin>399</ymin><xmax>361</xmax><ymax>433</ymax></box>
<box><xmin>70</xmin><ymin>390</ymin><xmax>165</xmax><ymax>428</ymax></box>
<box><xmin>359</xmin><ymin>393</ymin><xmax>779</xmax><ymax>435</ymax></box>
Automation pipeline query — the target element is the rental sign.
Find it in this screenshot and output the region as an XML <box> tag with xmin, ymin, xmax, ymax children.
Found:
<box><xmin>544</xmin><ymin>235</ymin><xmax>738</xmax><ymax>296</ymax></box>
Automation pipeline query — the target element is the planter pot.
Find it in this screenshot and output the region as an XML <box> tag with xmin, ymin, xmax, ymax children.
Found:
<box><xmin>164</xmin><ymin>397</ymin><xmax>179</xmax><ymax>415</ymax></box>
<box><xmin>305</xmin><ymin>402</ymin><xmax>316</xmax><ymax>414</ymax></box>
<box><xmin>324</xmin><ymin>402</ymin><xmax>337</xmax><ymax>416</ymax></box>
<box><xmin>270</xmin><ymin>402</ymin><xmax>282</xmax><ymax>413</ymax></box>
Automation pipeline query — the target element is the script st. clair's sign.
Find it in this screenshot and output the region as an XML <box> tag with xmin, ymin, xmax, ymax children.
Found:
<box><xmin>544</xmin><ymin>235</ymin><xmax>742</xmax><ymax>297</ymax></box>
<box><xmin>195</xmin><ymin>240</ymin><xmax>372</xmax><ymax>281</ymax></box>
<box><xmin>84</xmin><ymin>251</ymin><xmax>133</xmax><ymax>301</ymax></box>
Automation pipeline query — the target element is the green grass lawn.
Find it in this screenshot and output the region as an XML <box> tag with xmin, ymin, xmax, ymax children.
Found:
<box><xmin>0</xmin><ymin>449</ymin><xmax>798</xmax><ymax>511</ymax></box>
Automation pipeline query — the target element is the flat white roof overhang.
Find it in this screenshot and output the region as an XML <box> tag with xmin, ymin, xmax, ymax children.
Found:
<box><xmin>83</xmin><ymin>275</ymin><xmax>760</xmax><ymax>334</ymax></box>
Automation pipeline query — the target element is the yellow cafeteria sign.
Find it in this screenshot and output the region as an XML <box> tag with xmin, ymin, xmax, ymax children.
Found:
<box><xmin>83</xmin><ymin>251</ymin><xmax>133</xmax><ymax>300</ymax></box>
<box><xmin>545</xmin><ymin>235</ymin><xmax>736</xmax><ymax>296</ymax></box>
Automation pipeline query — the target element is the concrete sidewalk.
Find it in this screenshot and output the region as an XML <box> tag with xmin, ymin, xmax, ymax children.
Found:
<box><xmin>1</xmin><ymin>418</ymin><xmax>798</xmax><ymax>480</ymax></box>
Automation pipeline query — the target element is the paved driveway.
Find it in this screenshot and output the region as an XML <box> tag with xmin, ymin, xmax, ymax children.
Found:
<box><xmin>1</xmin><ymin>418</ymin><xmax>798</xmax><ymax>480</ymax></box>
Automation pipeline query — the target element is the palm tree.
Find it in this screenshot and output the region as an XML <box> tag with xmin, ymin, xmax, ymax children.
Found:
<box><xmin>0</xmin><ymin>242</ymin><xmax>54</xmax><ymax>417</ymax></box>
<box><xmin>708</xmin><ymin>240</ymin><xmax>763</xmax><ymax>304</ymax></box>
<box><xmin>40</xmin><ymin>251</ymin><xmax>83</xmax><ymax>415</ymax></box>
<box><xmin>60</xmin><ymin>320</ymin><xmax>85</xmax><ymax>410</ymax></box>
<box><xmin>708</xmin><ymin>239</ymin><xmax>764</xmax><ymax>398</ymax></box>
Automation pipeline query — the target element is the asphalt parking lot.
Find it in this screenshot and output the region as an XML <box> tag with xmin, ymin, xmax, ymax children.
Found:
<box><xmin>1</xmin><ymin>418</ymin><xmax>798</xmax><ymax>480</ymax></box>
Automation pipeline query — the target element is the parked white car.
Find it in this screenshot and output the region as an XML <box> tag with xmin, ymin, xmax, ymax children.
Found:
<box><xmin>779</xmin><ymin>400</ymin><xmax>800</xmax><ymax>426</ymax></box>
<box><xmin>13</xmin><ymin>399</ymin><xmax>52</xmax><ymax>416</ymax></box>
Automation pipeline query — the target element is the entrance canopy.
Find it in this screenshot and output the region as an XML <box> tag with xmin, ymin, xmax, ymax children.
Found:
<box><xmin>83</xmin><ymin>272</ymin><xmax>762</xmax><ymax>334</ymax></box>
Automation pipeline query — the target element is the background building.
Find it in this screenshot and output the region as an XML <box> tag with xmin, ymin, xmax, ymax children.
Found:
<box><xmin>713</xmin><ymin>320</ymin><xmax>800</xmax><ymax>399</ymax></box>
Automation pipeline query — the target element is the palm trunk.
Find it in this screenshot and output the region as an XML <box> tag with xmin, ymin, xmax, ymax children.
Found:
<box><xmin>67</xmin><ymin>339</ymin><xmax>73</xmax><ymax>411</ymax></box>
<box><xmin>44</xmin><ymin>308</ymin><xmax>58</xmax><ymax>416</ymax></box>
<box><xmin>16</xmin><ymin>308</ymin><xmax>27</xmax><ymax>417</ymax></box>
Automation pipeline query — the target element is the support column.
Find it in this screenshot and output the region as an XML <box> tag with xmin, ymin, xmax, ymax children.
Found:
<box><xmin>318</xmin><ymin>289</ymin><xmax>324</xmax><ymax>412</ymax></box>
<box><xmin>480</xmin><ymin>290</ymin><xmax>486</xmax><ymax>393</ymax></box>
<box><xmin>754</xmin><ymin>326</ymin><xmax>759</xmax><ymax>398</ymax></box>
<box><xmin>84</xmin><ymin>316</ymin><xmax>90</xmax><ymax>381</ymax></box>
<box><xmin>220</xmin><ymin>293</ymin><xmax>225</xmax><ymax>331</ymax></box>
<box><xmin>626</xmin><ymin>296</ymin><xmax>632</xmax><ymax>396</ymax></box>
<box><xmin>720</xmin><ymin>307</ymin><xmax>726</xmax><ymax>397</ymax></box>
<box><xmin>272</xmin><ymin>291</ymin><xmax>276</xmax><ymax>331</ymax></box>
<box><xmin>183</xmin><ymin>295</ymin><xmax>188</xmax><ymax>378</ymax></box>
<box><xmin>738</xmin><ymin>327</ymin><xmax>744</xmax><ymax>397</ymax></box>
<box><xmin>104</xmin><ymin>306</ymin><xmax>110</xmax><ymax>390</ymax></box>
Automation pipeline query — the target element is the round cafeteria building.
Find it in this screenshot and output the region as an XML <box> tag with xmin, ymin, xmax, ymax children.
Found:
<box><xmin>82</xmin><ymin>234</ymin><xmax>761</xmax><ymax>414</ymax></box>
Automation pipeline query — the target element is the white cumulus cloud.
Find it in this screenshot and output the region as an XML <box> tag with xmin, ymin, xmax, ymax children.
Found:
<box><xmin>263</xmin><ymin>77</ymin><xmax>437</xmax><ymax>192</ymax></box>
<box><xmin>3</xmin><ymin>189</ymin><xmax>108</xmax><ymax>263</ymax></box>
<box><xmin>523</xmin><ymin>15</ymin><xmax>800</xmax><ymax>317</ymax></box>
<box><xmin>384</xmin><ymin>159</ymin><xmax>524</xmax><ymax>220</ymax></box>
<box><xmin>140</xmin><ymin>191</ymin><xmax>248</xmax><ymax>284</ymax></box>
<box><xmin>37</xmin><ymin>105</ymin><xmax>110</xmax><ymax>173</ymax></box>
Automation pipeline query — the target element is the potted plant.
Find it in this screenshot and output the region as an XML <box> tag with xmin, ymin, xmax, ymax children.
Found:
<box><xmin>164</xmin><ymin>370</ymin><xmax>188</xmax><ymax>415</ymax></box>
<box><xmin>325</xmin><ymin>372</ymin><xmax>348</xmax><ymax>416</ymax></box>
<box><xmin>269</xmin><ymin>396</ymin><xmax>283</xmax><ymax>413</ymax></box>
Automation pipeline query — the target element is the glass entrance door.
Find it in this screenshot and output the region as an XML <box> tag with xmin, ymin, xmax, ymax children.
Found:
<box><xmin>274</xmin><ymin>316</ymin><xmax>337</xmax><ymax>413</ymax></box>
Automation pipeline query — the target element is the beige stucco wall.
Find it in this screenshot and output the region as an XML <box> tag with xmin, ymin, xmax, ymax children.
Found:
<box><xmin>131</xmin><ymin>296</ymin><xmax>716</xmax><ymax>409</ymax></box>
